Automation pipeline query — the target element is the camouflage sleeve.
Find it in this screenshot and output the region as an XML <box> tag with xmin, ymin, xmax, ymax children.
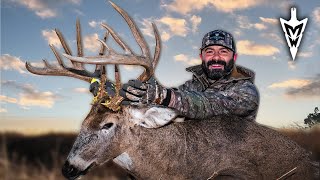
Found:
<box><xmin>167</xmin><ymin>80</ymin><xmax>259</xmax><ymax>120</ymax></box>
<box><xmin>177</xmin><ymin>77</ymin><xmax>203</xmax><ymax>92</ymax></box>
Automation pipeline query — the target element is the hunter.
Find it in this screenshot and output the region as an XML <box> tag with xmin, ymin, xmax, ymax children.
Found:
<box><xmin>91</xmin><ymin>30</ymin><xmax>260</xmax><ymax>122</ymax></box>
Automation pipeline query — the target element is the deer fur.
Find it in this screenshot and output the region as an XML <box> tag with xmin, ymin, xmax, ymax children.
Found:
<box><xmin>62</xmin><ymin>102</ymin><xmax>317</xmax><ymax>179</ymax></box>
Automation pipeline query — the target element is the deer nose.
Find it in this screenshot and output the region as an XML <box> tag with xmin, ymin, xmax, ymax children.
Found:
<box><xmin>61</xmin><ymin>160</ymin><xmax>80</xmax><ymax>179</ymax></box>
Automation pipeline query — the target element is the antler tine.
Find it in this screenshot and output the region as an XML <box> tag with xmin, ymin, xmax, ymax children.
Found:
<box><xmin>138</xmin><ymin>22</ymin><xmax>161</xmax><ymax>81</ymax></box>
<box><xmin>50</xmin><ymin>44</ymin><xmax>66</xmax><ymax>67</ymax></box>
<box><xmin>109</xmin><ymin>1</ymin><xmax>151</xmax><ymax>59</ymax></box>
<box><xmin>55</xmin><ymin>29</ymin><xmax>73</xmax><ymax>55</ymax></box>
<box><xmin>151</xmin><ymin>23</ymin><xmax>161</xmax><ymax>70</ymax></box>
<box><xmin>25</xmin><ymin>61</ymin><xmax>92</xmax><ymax>82</ymax></box>
<box><xmin>99</xmin><ymin>66</ymin><xmax>107</xmax><ymax>98</ymax></box>
<box><xmin>56</xmin><ymin>27</ymin><xmax>83</xmax><ymax>70</ymax></box>
<box><xmin>101</xmin><ymin>23</ymin><xmax>133</xmax><ymax>55</ymax></box>
<box><xmin>114</xmin><ymin>65</ymin><xmax>121</xmax><ymax>96</ymax></box>
<box><xmin>43</xmin><ymin>59</ymin><xmax>54</xmax><ymax>69</ymax></box>
<box><xmin>99</xmin><ymin>31</ymin><xmax>109</xmax><ymax>56</ymax></box>
<box><xmin>97</xmin><ymin>39</ymin><xmax>113</xmax><ymax>53</ymax></box>
<box><xmin>49</xmin><ymin>44</ymin><xmax>97</xmax><ymax>77</ymax></box>
<box><xmin>104</xmin><ymin>64</ymin><xmax>123</xmax><ymax>111</ymax></box>
<box><xmin>95</xmin><ymin>31</ymin><xmax>110</xmax><ymax>76</ymax></box>
<box><xmin>76</xmin><ymin>18</ymin><xmax>83</xmax><ymax>57</ymax></box>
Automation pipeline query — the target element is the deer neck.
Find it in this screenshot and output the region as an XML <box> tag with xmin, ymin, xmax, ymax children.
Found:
<box><xmin>113</xmin><ymin>118</ymin><xmax>189</xmax><ymax>179</ymax></box>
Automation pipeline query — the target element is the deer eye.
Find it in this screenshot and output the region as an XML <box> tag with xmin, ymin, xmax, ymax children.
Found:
<box><xmin>102</xmin><ymin>123</ymin><xmax>114</xmax><ymax>130</ymax></box>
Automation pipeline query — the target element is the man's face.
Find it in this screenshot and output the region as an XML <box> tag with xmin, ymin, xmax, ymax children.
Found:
<box><xmin>200</xmin><ymin>45</ymin><xmax>237</xmax><ymax>80</ymax></box>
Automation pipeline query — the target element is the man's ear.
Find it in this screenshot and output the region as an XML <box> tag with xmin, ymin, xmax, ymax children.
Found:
<box><xmin>233</xmin><ymin>53</ymin><xmax>238</xmax><ymax>62</ymax></box>
<box><xmin>199</xmin><ymin>53</ymin><xmax>203</xmax><ymax>60</ymax></box>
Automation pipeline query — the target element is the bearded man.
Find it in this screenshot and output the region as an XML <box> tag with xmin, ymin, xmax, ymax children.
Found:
<box><xmin>92</xmin><ymin>30</ymin><xmax>259</xmax><ymax>122</ymax></box>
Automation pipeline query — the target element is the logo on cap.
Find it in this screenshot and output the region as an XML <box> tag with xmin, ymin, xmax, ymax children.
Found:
<box><xmin>201</xmin><ymin>30</ymin><xmax>235</xmax><ymax>52</ymax></box>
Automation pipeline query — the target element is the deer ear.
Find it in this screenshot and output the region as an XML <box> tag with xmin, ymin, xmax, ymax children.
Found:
<box><xmin>128</xmin><ymin>106</ymin><xmax>179</xmax><ymax>128</ymax></box>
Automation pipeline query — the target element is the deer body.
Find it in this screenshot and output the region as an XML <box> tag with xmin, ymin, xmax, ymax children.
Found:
<box><xmin>113</xmin><ymin>110</ymin><xmax>313</xmax><ymax>179</ymax></box>
<box><xmin>63</xmin><ymin>105</ymin><xmax>315</xmax><ymax>179</ymax></box>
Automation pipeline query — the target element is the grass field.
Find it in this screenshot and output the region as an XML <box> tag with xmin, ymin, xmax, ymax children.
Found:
<box><xmin>0</xmin><ymin>133</ymin><xmax>129</xmax><ymax>180</ymax></box>
<box><xmin>0</xmin><ymin>125</ymin><xmax>319</xmax><ymax>180</ymax></box>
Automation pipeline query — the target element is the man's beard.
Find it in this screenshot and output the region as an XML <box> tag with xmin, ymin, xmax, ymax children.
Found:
<box><xmin>202</xmin><ymin>58</ymin><xmax>235</xmax><ymax>80</ymax></box>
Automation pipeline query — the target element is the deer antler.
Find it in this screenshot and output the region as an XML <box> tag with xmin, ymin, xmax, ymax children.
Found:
<box><xmin>26</xmin><ymin>19</ymin><xmax>107</xmax><ymax>83</ymax></box>
<box><xmin>26</xmin><ymin>1</ymin><xmax>161</xmax><ymax>111</ymax></box>
<box><xmin>62</xmin><ymin>1</ymin><xmax>161</xmax><ymax>110</ymax></box>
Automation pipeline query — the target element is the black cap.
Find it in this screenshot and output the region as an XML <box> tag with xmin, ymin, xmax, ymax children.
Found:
<box><xmin>200</xmin><ymin>30</ymin><xmax>236</xmax><ymax>52</ymax></box>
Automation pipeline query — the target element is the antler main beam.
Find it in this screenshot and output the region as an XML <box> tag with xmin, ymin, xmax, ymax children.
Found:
<box><xmin>64</xmin><ymin>1</ymin><xmax>161</xmax><ymax>82</ymax></box>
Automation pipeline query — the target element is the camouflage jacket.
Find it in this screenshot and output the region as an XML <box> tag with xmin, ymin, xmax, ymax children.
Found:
<box><xmin>167</xmin><ymin>65</ymin><xmax>260</xmax><ymax>121</ymax></box>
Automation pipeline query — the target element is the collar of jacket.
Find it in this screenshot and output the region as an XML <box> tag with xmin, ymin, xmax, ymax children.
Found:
<box><xmin>186</xmin><ymin>64</ymin><xmax>255</xmax><ymax>90</ymax></box>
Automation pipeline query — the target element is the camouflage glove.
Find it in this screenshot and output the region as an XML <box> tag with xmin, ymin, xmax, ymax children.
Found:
<box><xmin>120</xmin><ymin>77</ymin><xmax>172</xmax><ymax>106</ymax></box>
<box><xmin>89</xmin><ymin>78</ymin><xmax>116</xmax><ymax>97</ymax></box>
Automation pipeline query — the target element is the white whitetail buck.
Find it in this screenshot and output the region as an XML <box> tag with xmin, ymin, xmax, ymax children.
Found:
<box><xmin>26</xmin><ymin>2</ymin><xmax>317</xmax><ymax>180</ymax></box>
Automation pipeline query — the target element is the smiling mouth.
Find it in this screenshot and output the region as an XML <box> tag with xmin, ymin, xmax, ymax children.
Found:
<box><xmin>209</xmin><ymin>64</ymin><xmax>224</xmax><ymax>70</ymax></box>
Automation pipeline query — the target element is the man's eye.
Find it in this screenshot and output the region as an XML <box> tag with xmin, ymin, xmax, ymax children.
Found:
<box><xmin>206</xmin><ymin>50</ymin><xmax>213</xmax><ymax>54</ymax></box>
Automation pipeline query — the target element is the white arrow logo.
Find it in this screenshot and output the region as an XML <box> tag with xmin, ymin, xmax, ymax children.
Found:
<box><xmin>280</xmin><ymin>7</ymin><xmax>308</xmax><ymax>61</ymax></box>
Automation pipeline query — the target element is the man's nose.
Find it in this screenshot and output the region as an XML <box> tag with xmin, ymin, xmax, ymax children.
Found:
<box><xmin>211</xmin><ymin>53</ymin><xmax>221</xmax><ymax>60</ymax></box>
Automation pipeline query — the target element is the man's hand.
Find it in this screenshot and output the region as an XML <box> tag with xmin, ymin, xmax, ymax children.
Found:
<box><xmin>89</xmin><ymin>78</ymin><xmax>116</xmax><ymax>97</ymax></box>
<box><xmin>120</xmin><ymin>77</ymin><xmax>171</xmax><ymax>106</ymax></box>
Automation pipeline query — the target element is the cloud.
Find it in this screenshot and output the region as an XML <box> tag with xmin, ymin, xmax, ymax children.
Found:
<box><xmin>141</xmin><ymin>18</ymin><xmax>173</xmax><ymax>41</ymax></box>
<box><xmin>0</xmin><ymin>54</ymin><xmax>46</xmax><ymax>74</ymax></box>
<box><xmin>162</xmin><ymin>0</ymin><xmax>262</xmax><ymax>14</ymax></box>
<box><xmin>190</xmin><ymin>15</ymin><xmax>201</xmax><ymax>33</ymax></box>
<box><xmin>1</xmin><ymin>80</ymin><xmax>59</xmax><ymax>108</ymax></box>
<box><xmin>313</xmin><ymin>7</ymin><xmax>320</xmax><ymax>24</ymax></box>
<box><xmin>268</xmin><ymin>79</ymin><xmax>311</xmax><ymax>89</ymax></box>
<box><xmin>174</xmin><ymin>54</ymin><xmax>201</xmax><ymax>65</ymax></box>
<box><xmin>259</xmin><ymin>17</ymin><xmax>278</xmax><ymax>25</ymax></box>
<box><xmin>88</xmin><ymin>20</ymin><xmax>106</xmax><ymax>28</ymax></box>
<box><xmin>236</xmin><ymin>40</ymin><xmax>280</xmax><ymax>56</ymax></box>
<box><xmin>260</xmin><ymin>33</ymin><xmax>283</xmax><ymax>44</ymax></box>
<box><xmin>8</xmin><ymin>0</ymin><xmax>81</xmax><ymax>18</ymax></box>
<box><xmin>42</xmin><ymin>29</ymin><xmax>61</xmax><ymax>47</ymax></box>
<box><xmin>0</xmin><ymin>95</ymin><xmax>18</xmax><ymax>103</ymax></box>
<box><xmin>0</xmin><ymin>54</ymin><xmax>26</xmax><ymax>74</ymax></box>
<box><xmin>83</xmin><ymin>33</ymin><xmax>100</xmax><ymax>52</ymax></box>
<box><xmin>158</xmin><ymin>16</ymin><xmax>188</xmax><ymax>37</ymax></box>
<box><xmin>298</xmin><ymin>51</ymin><xmax>313</xmax><ymax>58</ymax></box>
<box><xmin>73</xmin><ymin>9</ymin><xmax>84</xmax><ymax>16</ymax></box>
<box><xmin>73</xmin><ymin>88</ymin><xmax>89</xmax><ymax>93</ymax></box>
<box><xmin>287</xmin><ymin>61</ymin><xmax>296</xmax><ymax>70</ymax></box>
<box><xmin>89</xmin><ymin>20</ymin><xmax>98</xmax><ymax>28</ymax></box>
<box><xmin>0</xmin><ymin>108</ymin><xmax>8</xmax><ymax>113</ymax></box>
<box><xmin>236</xmin><ymin>15</ymin><xmax>277</xmax><ymax>31</ymax></box>
<box><xmin>284</xmin><ymin>75</ymin><xmax>320</xmax><ymax>99</ymax></box>
<box><xmin>141</xmin><ymin>15</ymin><xmax>196</xmax><ymax>41</ymax></box>
<box><xmin>253</xmin><ymin>23</ymin><xmax>266</xmax><ymax>30</ymax></box>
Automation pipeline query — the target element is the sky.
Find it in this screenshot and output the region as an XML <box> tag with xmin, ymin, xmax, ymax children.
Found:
<box><xmin>1</xmin><ymin>0</ymin><xmax>319</xmax><ymax>134</ymax></box>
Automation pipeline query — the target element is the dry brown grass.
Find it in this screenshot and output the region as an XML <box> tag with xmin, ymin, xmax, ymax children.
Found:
<box><xmin>278</xmin><ymin>125</ymin><xmax>320</xmax><ymax>160</ymax></box>
<box><xmin>0</xmin><ymin>133</ymin><xmax>129</xmax><ymax>180</ymax></box>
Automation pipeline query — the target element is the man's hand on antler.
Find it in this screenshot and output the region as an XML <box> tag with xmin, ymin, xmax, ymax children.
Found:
<box><xmin>120</xmin><ymin>77</ymin><xmax>171</xmax><ymax>106</ymax></box>
<box><xmin>90</xmin><ymin>78</ymin><xmax>116</xmax><ymax>97</ymax></box>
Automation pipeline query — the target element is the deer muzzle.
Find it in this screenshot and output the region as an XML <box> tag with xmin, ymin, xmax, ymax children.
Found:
<box><xmin>62</xmin><ymin>160</ymin><xmax>95</xmax><ymax>180</ymax></box>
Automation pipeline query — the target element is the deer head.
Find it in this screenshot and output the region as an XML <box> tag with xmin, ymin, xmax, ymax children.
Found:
<box><xmin>26</xmin><ymin>1</ymin><xmax>178</xmax><ymax>179</ymax></box>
